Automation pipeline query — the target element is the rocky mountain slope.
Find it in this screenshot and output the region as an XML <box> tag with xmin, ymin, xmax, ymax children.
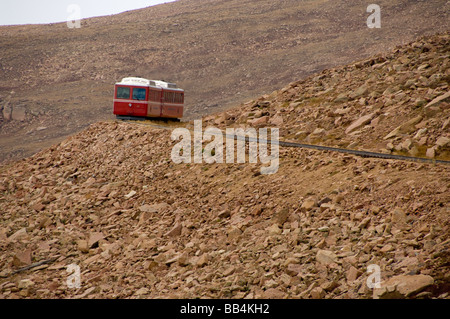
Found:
<box><xmin>0</xmin><ymin>32</ymin><xmax>448</xmax><ymax>299</ymax></box>
<box><xmin>1</xmin><ymin>0</ymin><xmax>449</xmax><ymax>163</ymax></box>
<box><xmin>206</xmin><ymin>32</ymin><xmax>450</xmax><ymax>161</ymax></box>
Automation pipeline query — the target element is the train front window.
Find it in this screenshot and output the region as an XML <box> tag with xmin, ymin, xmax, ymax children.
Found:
<box><xmin>116</xmin><ymin>86</ymin><xmax>130</xmax><ymax>99</ymax></box>
<box><xmin>133</xmin><ymin>88</ymin><xmax>147</xmax><ymax>101</ymax></box>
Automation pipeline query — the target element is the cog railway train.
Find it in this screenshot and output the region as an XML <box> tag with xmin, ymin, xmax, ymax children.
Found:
<box><xmin>113</xmin><ymin>77</ymin><xmax>184</xmax><ymax>120</ymax></box>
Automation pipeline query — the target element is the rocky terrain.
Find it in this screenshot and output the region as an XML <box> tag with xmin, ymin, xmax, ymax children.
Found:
<box><xmin>206</xmin><ymin>32</ymin><xmax>450</xmax><ymax>161</ymax></box>
<box><xmin>0</xmin><ymin>32</ymin><xmax>448</xmax><ymax>299</ymax></box>
<box><xmin>1</xmin><ymin>0</ymin><xmax>449</xmax><ymax>163</ymax></box>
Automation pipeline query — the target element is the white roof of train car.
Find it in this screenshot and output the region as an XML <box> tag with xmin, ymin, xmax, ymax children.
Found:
<box><xmin>116</xmin><ymin>77</ymin><xmax>183</xmax><ymax>91</ymax></box>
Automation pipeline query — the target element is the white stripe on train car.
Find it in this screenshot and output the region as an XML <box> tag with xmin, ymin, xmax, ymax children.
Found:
<box><xmin>114</xmin><ymin>100</ymin><xmax>183</xmax><ymax>105</ymax></box>
<box><xmin>113</xmin><ymin>99</ymin><xmax>148</xmax><ymax>104</ymax></box>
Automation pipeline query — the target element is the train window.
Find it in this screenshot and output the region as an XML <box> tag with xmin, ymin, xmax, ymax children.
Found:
<box><xmin>174</xmin><ymin>93</ymin><xmax>184</xmax><ymax>103</ymax></box>
<box><xmin>164</xmin><ymin>92</ymin><xmax>174</xmax><ymax>103</ymax></box>
<box><xmin>116</xmin><ymin>86</ymin><xmax>130</xmax><ymax>99</ymax></box>
<box><xmin>133</xmin><ymin>88</ymin><xmax>147</xmax><ymax>100</ymax></box>
<box><xmin>149</xmin><ymin>90</ymin><xmax>160</xmax><ymax>101</ymax></box>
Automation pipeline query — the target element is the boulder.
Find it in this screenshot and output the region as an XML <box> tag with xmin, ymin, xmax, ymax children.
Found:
<box><xmin>373</xmin><ymin>275</ymin><xmax>434</xmax><ymax>299</ymax></box>
<box><xmin>345</xmin><ymin>113</ymin><xmax>376</xmax><ymax>134</ymax></box>
<box><xmin>301</xmin><ymin>199</ymin><xmax>318</xmax><ymax>211</ymax></box>
<box><xmin>316</xmin><ymin>250</ymin><xmax>338</xmax><ymax>265</ymax></box>
<box><xmin>425</xmin><ymin>91</ymin><xmax>450</xmax><ymax>108</ymax></box>
<box><xmin>249</xmin><ymin>116</ymin><xmax>269</xmax><ymax>126</ymax></box>
<box><xmin>384</xmin><ymin>115</ymin><xmax>423</xmax><ymax>140</ymax></box>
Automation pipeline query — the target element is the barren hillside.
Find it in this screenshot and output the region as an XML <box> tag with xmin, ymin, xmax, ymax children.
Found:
<box><xmin>0</xmin><ymin>0</ymin><xmax>449</xmax><ymax>162</ymax></box>
<box><xmin>0</xmin><ymin>33</ymin><xmax>448</xmax><ymax>299</ymax></box>
<box><xmin>207</xmin><ymin>32</ymin><xmax>450</xmax><ymax>161</ymax></box>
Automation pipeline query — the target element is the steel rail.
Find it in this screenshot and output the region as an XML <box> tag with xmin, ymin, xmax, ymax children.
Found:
<box><xmin>116</xmin><ymin>117</ymin><xmax>450</xmax><ymax>165</ymax></box>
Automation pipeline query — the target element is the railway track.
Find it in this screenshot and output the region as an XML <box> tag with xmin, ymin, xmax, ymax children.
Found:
<box><xmin>116</xmin><ymin>116</ymin><xmax>450</xmax><ymax>166</ymax></box>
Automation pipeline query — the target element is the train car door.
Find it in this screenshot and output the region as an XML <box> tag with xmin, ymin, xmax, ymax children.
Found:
<box><xmin>147</xmin><ymin>88</ymin><xmax>162</xmax><ymax>117</ymax></box>
<box><xmin>130</xmin><ymin>86</ymin><xmax>148</xmax><ymax>117</ymax></box>
<box><xmin>114</xmin><ymin>85</ymin><xmax>132</xmax><ymax>116</ymax></box>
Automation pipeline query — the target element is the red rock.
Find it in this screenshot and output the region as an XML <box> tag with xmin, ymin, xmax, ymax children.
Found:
<box><xmin>263</xmin><ymin>288</ymin><xmax>284</xmax><ymax>299</ymax></box>
<box><xmin>286</xmin><ymin>264</ymin><xmax>302</xmax><ymax>276</ymax></box>
<box><xmin>77</xmin><ymin>240</ymin><xmax>89</xmax><ymax>253</ymax></box>
<box><xmin>346</xmin><ymin>266</ymin><xmax>361</xmax><ymax>282</ymax></box>
<box><xmin>196</xmin><ymin>254</ymin><xmax>209</xmax><ymax>267</ymax></box>
<box><xmin>88</xmin><ymin>232</ymin><xmax>104</xmax><ymax>248</ymax></box>
<box><xmin>249</xmin><ymin>116</ymin><xmax>269</xmax><ymax>126</ymax></box>
<box><xmin>8</xmin><ymin>228</ymin><xmax>27</xmax><ymax>241</ymax></box>
<box><xmin>13</xmin><ymin>249</ymin><xmax>32</xmax><ymax>267</ymax></box>
<box><xmin>165</xmin><ymin>222</ymin><xmax>182</xmax><ymax>237</ymax></box>
<box><xmin>373</xmin><ymin>275</ymin><xmax>434</xmax><ymax>299</ymax></box>
<box><xmin>425</xmin><ymin>91</ymin><xmax>450</xmax><ymax>108</ymax></box>
<box><xmin>31</xmin><ymin>203</ymin><xmax>45</xmax><ymax>212</ymax></box>
<box><xmin>316</xmin><ymin>250</ymin><xmax>337</xmax><ymax>265</ymax></box>
<box><xmin>426</xmin><ymin>147</ymin><xmax>435</xmax><ymax>158</ymax></box>
<box><xmin>345</xmin><ymin>113</ymin><xmax>376</xmax><ymax>134</ymax></box>
<box><xmin>310</xmin><ymin>287</ymin><xmax>325</xmax><ymax>299</ymax></box>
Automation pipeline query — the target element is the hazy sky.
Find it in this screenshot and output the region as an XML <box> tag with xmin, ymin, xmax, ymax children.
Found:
<box><xmin>0</xmin><ymin>0</ymin><xmax>176</xmax><ymax>26</ymax></box>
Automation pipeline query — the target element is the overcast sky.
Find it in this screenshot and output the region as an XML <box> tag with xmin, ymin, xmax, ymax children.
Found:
<box><xmin>0</xmin><ymin>0</ymin><xmax>176</xmax><ymax>26</ymax></box>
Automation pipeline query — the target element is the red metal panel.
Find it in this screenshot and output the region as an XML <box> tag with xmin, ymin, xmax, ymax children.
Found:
<box><xmin>161</xmin><ymin>103</ymin><xmax>183</xmax><ymax>118</ymax></box>
<box><xmin>160</xmin><ymin>89</ymin><xmax>184</xmax><ymax>118</ymax></box>
<box><xmin>113</xmin><ymin>85</ymin><xmax>148</xmax><ymax>116</ymax></box>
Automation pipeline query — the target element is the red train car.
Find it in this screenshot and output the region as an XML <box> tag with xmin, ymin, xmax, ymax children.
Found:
<box><xmin>113</xmin><ymin>77</ymin><xmax>184</xmax><ymax>119</ymax></box>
